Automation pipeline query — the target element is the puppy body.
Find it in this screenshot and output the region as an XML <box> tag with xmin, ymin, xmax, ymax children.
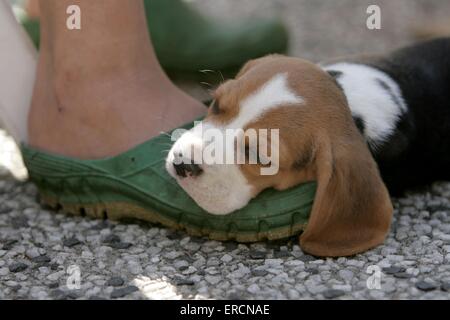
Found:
<box><xmin>322</xmin><ymin>38</ymin><xmax>450</xmax><ymax>195</ymax></box>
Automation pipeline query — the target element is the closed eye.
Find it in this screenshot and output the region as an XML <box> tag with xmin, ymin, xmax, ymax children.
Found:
<box><xmin>244</xmin><ymin>145</ymin><xmax>271</xmax><ymax>167</ymax></box>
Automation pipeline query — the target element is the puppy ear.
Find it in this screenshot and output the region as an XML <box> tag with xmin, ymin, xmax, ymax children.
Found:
<box><xmin>236</xmin><ymin>54</ymin><xmax>285</xmax><ymax>78</ymax></box>
<box><xmin>300</xmin><ymin>134</ymin><xmax>393</xmax><ymax>257</ymax></box>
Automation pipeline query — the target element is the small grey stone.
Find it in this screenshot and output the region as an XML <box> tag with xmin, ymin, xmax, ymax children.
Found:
<box><xmin>395</xmin><ymin>231</ymin><xmax>408</xmax><ymax>241</ymax></box>
<box><xmin>415</xmin><ymin>281</ymin><xmax>437</xmax><ymax>292</ymax></box>
<box><xmin>445</xmin><ymin>254</ymin><xmax>450</xmax><ymax>263</ymax></box>
<box><xmin>393</xmin><ymin>272</ymin><xmax>414</xmax><ymax>279</ymax></box>
<box><xmin>338</xmin><ymin>270</ymin><xmax>354</xmax><ymax>282</ymax></box>
<box><xmin>127</xmin><ymin>262</ymin><xmax>143</xmax><ymax>275</ymax></box>
<box><xmin>437</xmin><ymin>233</ymin><xmax>450</xmax><ymax>243</ymax></box>
<box><xmin>205</xmin><ymin>275</ymin><xmax>222</xmax><ymax>285</ymax></box>
<box><xmin>12</xmin><ymin>216</ymin><xmax>29</xmax><ymax>229</ymax></box>
<box><xmin>247</xmin><ymin>284</ymin><xmax>260</xmax><ymax>294</ymax></box>
<box><xmin>5</xmin><ymin>280</ymin><xmax>20</xmax><ymax>287</ymax></box>
<box><xmin>285</xmin><ymin>260</ymin><xmax>305</xmax><ymax>268</ymax></box>
<box><xmin>197</xmin><ymin>270</ymin><xmax>206</xmax><ymax>276</ymax></box>
<box><xmin>65</xmin><ymin>291</ymin><xmax>81</xmax><ymax>300</ymax></box>
<box><xmin>103</xmin><ymin>234</ymin><xmax>121</xmax><ymax>244</ymax></box>
<box><xmin>50</xmin><ymin>289</ymin><xmax>79</xmax><ymax>300</ymax></box>
<box><xmin>205</xmin><ymin>267</ymin><xmax>220</xmax><ymax>275</ymax></box>
<box><xmin>173</xmin><ymin>277</ymin><xmax>195</xmax><ymax>286</ymax></box>
<box><xmin>387</xmin><ymin>255</ymin><xmax>405</xmax><ymax>262</ymax></box>
<box><xmin>47</xmin><ymin>282</ymin><xmax>59</xmax><ymax>289</ymax></box>
<box><xmin>50</xmin><ymin>263</ymin><xmax>59</xmax><ymax>271</ymax></box>
<box><xmin>50</xmin><ymin>289</ymin><xmax>66</xmax><ymax>300</ymax></box>
<box><xmin>47</xmin><ymin>271</ymin><xmax>63</xmax><ymax>281</ymax></box>
<box><xmin>346</xmin><ymin>259</ymin><xmax>366</xmax><ymax>268</ymax></box>
<box><xmin>264</xmin><ymin>259</ymin><xmax>284</xmax><ymax>267</ymax></box>
<box><xmin>252</xmin><ymin>270</ymin><xmax>269</xmax><ymax>277</ymax></box>
<box><xmin>166</xmin><ymin>230</ymin><xmax>183</xmax><ymax>240</ymax></box>
<box><xmin>182</xmin><ymin>266</ymin><xmax>197</xmax><ymax>275</ymax></box>
<box><xmin>9</xmin><ymin>262</ymin><xmax>28</xmax><ymax>273</ymax></box>
<box><xmin>230</xmin><ymin>266</ymin><xmax>251</xmax><ymax>278</ymax></box>
<box><xmin>32</xmin><ymin>255</ymin><xmax>51</xmax><ymax>264</ymax></box>
<box><xmin>174</xmin><ymin>260</ymin><xmax>190</xmax><ymax>270</ymax></box>
<box><xmin>381</xmin><ymin>284</ymin><xmax>397</xmax><ymax>294</ymax></box>
<box><xmin>25</xmin><ymin>248</ymin><xmax>41</xmax><ymax>259</ymax></box>
<box><xmin>2</xmin><ymin>239</ymin><xmax>18</xmax><ymax>250</ymax></box>
<box><xmin>206</xmin><ymin>257</ymin><xmax>220</xmax><ymax>267</ymax></box>
<box><xmin>369</xmin><ymin>290</ymin><xmax>386</xmax><ymax>299</ymax></box>
<box><xmin>323</xmin><ymin>289</ymin><xmax>345</xmax><ymax>299</ymax></box>
<box><xmin>382</xmin><ymin>266</ymin><xmax>406</xmax><ymax>275</ymax></box>
<box><xmin>0</xmin><ymin>267</ymin><xmax>9</xmax><ymax>276</ymax></box>
<box><xmin>287</xmin><ymin>289</ymin><xmax>300</xmax><ymax>300</ymax></box>
<box><xmin>299</xmin><ymin>255</ymin><xmax>316</xmax><ymax>263</ymax></box>
<box><xmin>0</xmin><ymin>204</ymin><xmax>12</xmax><ymax>214</ymax></box>
<box><xmin>181</xmin><ymin>254</ymin><xmax>196</xmax><ymax>264</ymax></box>
<box><xmin>249</xmin><ymin>250</ymin><xmax>266</xmax><ymax>260</ymax></box>
<box><xmin>90</xmin><ymin>220</ymin><xmax>110</xmax><ymax>231</ymax></box>
<box><xmin>274</xmin><ymin>250</ymin><xmax>291</xmax><ymax>258</ymax></box>
<box><xmin>109</xmin><ymin>242</ymin><xmax>132</xmax><ymax>249</ymax></box>
<box><xmin>221</xmin><ymin>254</ymin><xmax>233</xmax><ymax>263</ymax></box>
<box><xmin>224</xmin><ymin>242</ymin><xmax>238</xmax><ymax>251</ymax></box>
<box><xmin>63</xmin><ymin>237</ymin><xmax>81</xmax><ymax>248</ymax></box>
<box><xmin>164</xmin><ymin>251</ymin><xmax>183</xmax><ymax>260</ymax></box>
<box><xmin>227</xmin><ymin>292</ymin><xmax>243</xmax><ymax>300</ymax></box>
<box><xmin>306</xmin><ymin>267</ymin><xmax>319</xmax><ymax>275</ymax></box>
<box><xmin>110</xmin><ymin>286</ymin><xmax>139</xmax><ymax>299</ymax></box>
<box><xmin>441</xmin><ymin>282</ymin><xmax>450</xmax><ymax>292</ymax></box>
<box><xmin>106</xmin><ymin>277</ymin><xmax>125</xmax><ymax>287</ymax></box>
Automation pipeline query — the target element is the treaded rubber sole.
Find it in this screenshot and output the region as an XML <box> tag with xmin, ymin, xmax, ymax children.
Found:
<box><xmin>39</xmin><ymin>194</ymin><xmax>310</xmax><ymax>242</ymax></box>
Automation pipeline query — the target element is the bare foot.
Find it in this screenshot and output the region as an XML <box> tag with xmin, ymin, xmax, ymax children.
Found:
<box><xmin>28</xmin><ymin>0</ymin><xmax>205</xmax><ymax>159</ymax></box>
<box><xmin>25</xmin><ymin>0</ymin><xmax>40</xmax><ymax>18</ymax></box>
<box><xmin>28</xmin><ymin>56</ymin><xmax>205</xmax><ymax>159</ymax></box>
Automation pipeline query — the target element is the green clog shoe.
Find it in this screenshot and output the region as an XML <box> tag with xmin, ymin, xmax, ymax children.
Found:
<box><xmin>19</xmin><ymin>0</ymin><xmax>289</xmax><ymax>73</ymax></box>
<box><xmin>145</xmin><ymin>0</ymin><xmax>289</xmax><ymax>73</ymax></box>
<box><xmin>21</xmin><ymin>121</ymin><xmax>316</xmax><ymax>242</ymax></box>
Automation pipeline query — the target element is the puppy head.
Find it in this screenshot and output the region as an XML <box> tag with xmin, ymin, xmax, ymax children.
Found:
<box><xmin>166</xmin><ymin>55</ymin><xmax>393</xmax><ymax>257</ymax></box>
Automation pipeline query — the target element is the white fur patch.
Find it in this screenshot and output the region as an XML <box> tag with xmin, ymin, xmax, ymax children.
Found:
<box><xmin>166</xmin><ymin>73</ymin><xmax>304</xmax><ymax>215</ymax></box>
<box><xmin>228</xmin><ymin>73</ymin><xmax>304</xmax><ymax>129</ymax></box>
<box><xmin>322</xmin><ymin>62</ymin><xmax>407</xmax><ymax>147</ymax></box>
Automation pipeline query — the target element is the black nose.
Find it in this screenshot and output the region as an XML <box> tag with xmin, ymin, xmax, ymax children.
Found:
<box><xmin>173</xmin><ymin>159</ymin><xmax>203</xmax><ymax>178</ymax></box>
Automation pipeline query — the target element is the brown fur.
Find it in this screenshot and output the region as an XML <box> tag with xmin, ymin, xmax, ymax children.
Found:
<box><xmin>210</xmin><ymin>55</ymin><xmax>393</xmax><ymax>257</ymax></box>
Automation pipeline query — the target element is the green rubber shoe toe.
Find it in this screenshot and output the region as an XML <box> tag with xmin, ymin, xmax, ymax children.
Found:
<box><xmin>146</xmin><ymin>0</ymin><xmax>289</xmax><ymax>72</ymax></box>
<box><xmin>21</xmin><ymin>122</ymin><xmax>316</xmax><ymax>242</ymax></box>
<box><xmin>20</xmin><ymin>17</ymin><xmax>40</xmax><ymax>49</ymax></box>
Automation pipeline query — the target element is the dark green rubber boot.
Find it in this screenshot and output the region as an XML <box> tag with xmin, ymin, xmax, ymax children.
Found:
<box><xmin>144</xmin><ymin>0</ymin><xmax>289</xmax><ymax>72</ymax></box>
<box><xmin>20</xmin><ymin>0</ymin><xmax>289</xmax><ymax>73</ymax></box>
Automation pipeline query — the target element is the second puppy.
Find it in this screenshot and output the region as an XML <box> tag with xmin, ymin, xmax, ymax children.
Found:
<box><xmin>322</xmin><ymin>37</ymin><xmax>450</xmax><ymax>195</ymax></box>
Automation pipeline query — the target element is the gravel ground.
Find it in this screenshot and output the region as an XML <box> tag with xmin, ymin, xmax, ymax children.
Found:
<box><xmin>1</xmin><ymin>0</ymin><xmax>450</xmax><ymax>300</ymax></box>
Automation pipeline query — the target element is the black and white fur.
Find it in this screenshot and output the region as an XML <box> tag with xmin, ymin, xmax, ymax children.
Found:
<box><xmin>322</xmin><ymin>38</ymin><xmax>450</xmax><ymax>195</ymax></box>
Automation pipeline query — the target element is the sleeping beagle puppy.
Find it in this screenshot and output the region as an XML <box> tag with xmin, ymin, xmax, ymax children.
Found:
<box><xmin>166</xmin><ymin>37</ymin><xmax>450</xmax><ymax>257</ymax></box>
